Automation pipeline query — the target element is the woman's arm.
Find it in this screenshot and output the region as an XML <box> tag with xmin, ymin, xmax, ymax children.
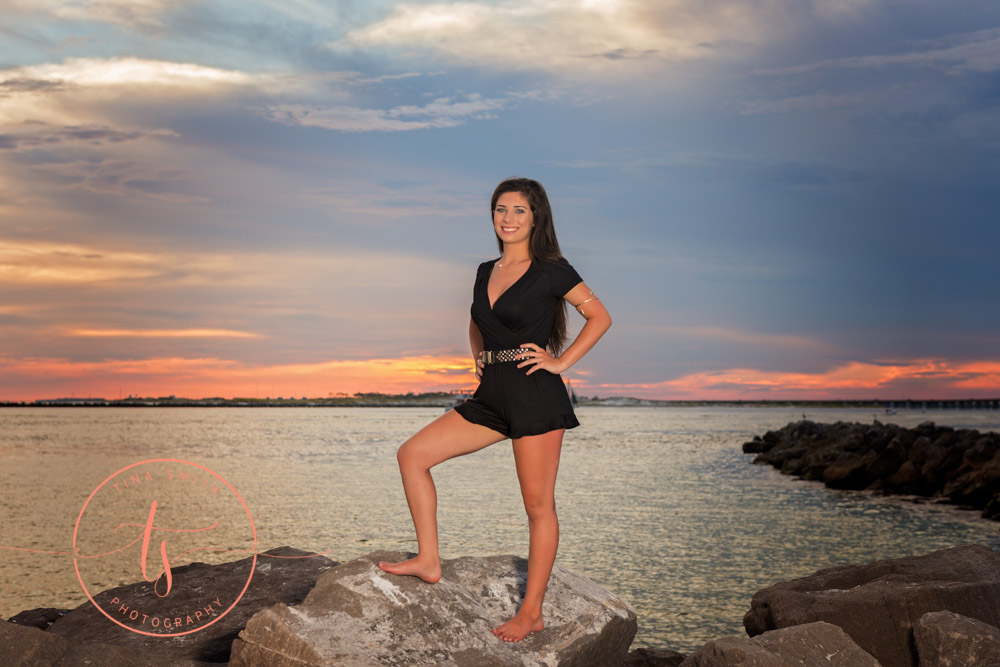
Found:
<box><xmin>469</xmin><ymin>316</ymin><xmax>485</xmax><ymax>379</ymax></box>
<box><xmin>518</xmin><ymin>282</ymin><xmax>611</xmax><ymax>375</ymax></box>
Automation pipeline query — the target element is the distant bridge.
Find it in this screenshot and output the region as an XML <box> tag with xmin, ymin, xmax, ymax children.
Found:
<box><xmin>885</xmin><ymin>399</ymin><xmax>1000</xmax><ymax>410</ymax></box>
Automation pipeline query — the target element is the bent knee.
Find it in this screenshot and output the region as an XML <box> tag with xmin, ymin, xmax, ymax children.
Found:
<box><xmin>396</xmin><ymin>442</ymin><xmax>417</xmax><ymax>467</ymax></box>
<box><xmin>396</xmin><ymin>441</ymin><xmax>433</xmax><ymax>471</ymax></box>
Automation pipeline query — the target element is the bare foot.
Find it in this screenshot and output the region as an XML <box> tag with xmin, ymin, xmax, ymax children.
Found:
<box><xmin>492</xmin><ymin>610</ymin><xmax>544</xmax><ymax>642</ymax></box>
<box><xmin>376</xmin><ymin>556</ymin><xmax>441</xmax><ymax>583</ymax></box>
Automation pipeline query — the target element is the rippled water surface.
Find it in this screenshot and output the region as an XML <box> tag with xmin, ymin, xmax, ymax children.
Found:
<box><xmin>2</xmin><ymin>406</ymin><xmax>998</xmax><ymax>651</ymax></box>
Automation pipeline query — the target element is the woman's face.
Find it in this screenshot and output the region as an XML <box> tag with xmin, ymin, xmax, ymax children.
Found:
<box><xmin>493</xmin><ymin>191</ymin><xmax>533</xmax><ymax>246</ymax></box>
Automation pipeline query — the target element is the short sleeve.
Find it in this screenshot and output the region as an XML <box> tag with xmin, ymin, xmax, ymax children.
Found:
<box><xmin>547</xmin><ymin>259</ymin><xmax>583</xmax><ymax>298</ymax></box>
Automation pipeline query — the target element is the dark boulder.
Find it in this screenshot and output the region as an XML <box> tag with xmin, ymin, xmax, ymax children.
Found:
<box><xmin>822</xmin><ymin>451</ymin><xmax>876</xmax><ymax>489</ymax></box>
<box><xmin>36</xmin><ymin>546</ymin><xmax>336</xmax><ymax>665</ymax></box>
<box><xmin>743</xmin><ymin>544</ymin><xmax>1000</xmax><ymax>667</ymax></box>
<box><xmin>0</xmin><ymin>621</ymin><xmax>145</xmax><ymax>667</ymax></box>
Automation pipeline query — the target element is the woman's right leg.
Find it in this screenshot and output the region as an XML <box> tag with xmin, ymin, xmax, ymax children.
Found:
<box><xmin>378</xmin><ymin>409</ymin><xmax>505</xmax><ymax>582</ymax></box>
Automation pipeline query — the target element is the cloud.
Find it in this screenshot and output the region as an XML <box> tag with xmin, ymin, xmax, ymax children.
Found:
<box><xmin>1</xmin><ymin>57</ymin><xmax>252</xmax><ymax>91</ymax></box>
<box><xmin>810</xmin><ymin>0</ymin><xmax>879</xmax><ymax>20</ymax></box>
<box><xmin>0</xmin><ymin>122</ymin><xmax>176</xmax><ymax>151</ymax></box>
<box><xmin>68</xmin><ymin>328</ymin><xmax>264</xmax><ymax>338</ymax></box>
<box><xmin>0</xmin><ymin>236</ymin><xmax>474</xmax><ymax>369</ymax></box>
<box><xmin>0</xmin><ymin>238</ymin><xmax>309</xmax><ymax>287</ymax></box>
<box><xmin>349</xmin><ymin>71</ymin><xmax>443</xmax><ymax>85</ymax></box>
<box><xmin>599</xmin><ymin>359</ymin><xmax>1000</xmax><ymax>400</ymax></box>
<box><xmin>30</xmin><ymin>157</ymin><xmax>211</xmax><ymax>203</ymax></box>
<box><xmin>300</xmin><ymin>180</ymin><xmax>481</xmax><ymax>219</ymax></box>
<box><xmin>335</xmin><ymin>0</ymin><xmax>757</xmax><ymax>73</ymax></box>
<box><xmin>655</xmin><ymin>325</ymin><xmax>830</xmax><ymax>351</ymax></box>
<box><xmin>0</xmin><ymin>57</ymin><xmax>513</xmax><ymax>141</ymax></box>
<box><xmin>737</xmin><ymin>92</ymin><xmax>867</xmax><ymax>115</ymax></box>
<box><xmin>759</xmin><ymin>27</ymin><xmax>1000</xmax><ymax>77</ymax></box>
<box><xmin>5</xmin><ymin>0</ymin><xmax>184</xmax><ymax>28</ymax></box>
<box><xmin>0</xmin><ymin>239</ymin><xmax>163</xmax><ymax>284</ymax></box>
<box><xmin>0</xmin><ymin>57</ymin><xmax>256</xmax><ymax>128</ymax></box>
<box><xmin>261</xmin><ymin>94</ymin><xmax>506</xmax><ymax>132</ymax></box>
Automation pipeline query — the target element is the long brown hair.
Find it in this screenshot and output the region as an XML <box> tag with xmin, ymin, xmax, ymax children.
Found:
<box><xmin>491</xmin><ymin>177</ymin><xmax>570</xmax><ymax>355</ymax></box>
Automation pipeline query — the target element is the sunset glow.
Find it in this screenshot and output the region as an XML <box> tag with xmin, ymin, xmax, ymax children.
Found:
<box><xmin>3</xmin><ymin>354</ymin><xmax>997</xmax><ymax>403</ymax></box>
<box><xmin>0</xmin><ymin>354</ymin><xmax>478</xmax><ymax>402</ymax></box>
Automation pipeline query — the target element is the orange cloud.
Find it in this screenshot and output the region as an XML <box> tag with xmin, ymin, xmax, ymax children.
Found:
<box><xmin>69</xmin><ymin>329</ymin><xmax>264</xmax><ymax>338</ymax></box>
<box><xmin>0</xmin><ymin>354</ymin><xmax>478</xmax><ymax>401</ymax></box>
<box><xmin>592</xmin><ymin>358</ymin><xmax>1000</xmax><ymax>400</ymax></box>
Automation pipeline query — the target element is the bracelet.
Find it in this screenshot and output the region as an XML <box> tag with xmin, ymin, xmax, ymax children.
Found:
<box><xmin>575</xmin><ymin>295</ymin><xmax>600</xmax><ymax>313</ymax></box>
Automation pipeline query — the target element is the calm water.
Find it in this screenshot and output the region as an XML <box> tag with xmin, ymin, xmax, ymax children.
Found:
<box><xmin>1</xmin><ymin>406</ymin><xmax>998</xmax><ymax>651</ymax></box>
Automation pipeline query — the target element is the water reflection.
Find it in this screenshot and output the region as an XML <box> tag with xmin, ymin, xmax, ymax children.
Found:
<box><xmin>1</xmin><ymin>406</ymin><xmax>997</xmax><ymax>651</ymax></box>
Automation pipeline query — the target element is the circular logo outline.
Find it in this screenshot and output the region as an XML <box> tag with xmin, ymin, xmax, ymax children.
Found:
<box><xmin>73</xmin><ymin>458</ymin><xmax>257</xmax><ymax>637</ymax></box>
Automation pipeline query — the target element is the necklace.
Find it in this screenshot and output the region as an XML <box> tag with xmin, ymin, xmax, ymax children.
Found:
<box><xmin>498</xmin><ymin>256</ymin><xmax>530</xmax><ymax>269</ymax></box>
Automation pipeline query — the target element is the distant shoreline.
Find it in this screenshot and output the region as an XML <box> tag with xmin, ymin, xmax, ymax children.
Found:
<box><xmin>2</xmin><ymin>394</ymin><xmax>998</xmax><ymax>409</ymax></box>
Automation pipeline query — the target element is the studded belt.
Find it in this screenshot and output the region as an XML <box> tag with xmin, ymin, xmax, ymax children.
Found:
<box><xmin>480</xmin><ymin>347</ymin><xmax>528</xmax><ymax>365</ymax></box>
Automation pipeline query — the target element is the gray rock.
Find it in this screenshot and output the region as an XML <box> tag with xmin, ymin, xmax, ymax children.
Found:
<box><xmin>679</xmin><ymin>621</ymin><xmax>880</xmax><ymax>666</ymax></box>
<box><xmin>914</xmin><ymin>610</ymin><xmax>1000</xmax><ymax>667</ymax></box>
<box><xmin>230</xmin><ymin>549</ymin><xmax>637</xmax><ymax>666</ymax></box>
<box><xmin>744</xmin><ymin>544</ymin><xmax>1000</xmax><ymax>667</ymax></box>
<box><xmin>0</xmin><ymin>620</ymin><xmax>145</xmax><ymax>667</ymax></box>
<box><xmin>42</xmin><ymin>546</ymin><xmax>336</xmax><ymax>665</ymax></box>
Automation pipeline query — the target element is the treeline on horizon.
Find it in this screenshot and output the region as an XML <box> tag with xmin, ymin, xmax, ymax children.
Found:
<box><xmin>4</xmin><ymin>394</ymin><xmax>999</xmax><ymax>409</ymax></box>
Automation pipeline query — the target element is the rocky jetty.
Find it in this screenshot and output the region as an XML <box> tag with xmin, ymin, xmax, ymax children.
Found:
<box><xmin>744</xmin><ymin>420</ymin><xmax>1000</xmax><ymax>519</ymax></box>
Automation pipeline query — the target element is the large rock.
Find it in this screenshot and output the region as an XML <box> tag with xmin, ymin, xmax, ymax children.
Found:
<box><xmin>35</xmin><ymin>546</ymin><xmax>336</xmax><ymax>665</ymax></box>
<box><xmin>0</xmin><ymin>620</ymin><xmax>144</xmax><ymax>667</ymax></box>
<box><xmin>230</xmin><ymin>550</ymin><xmax>637</xmax><ymax>666</ymax></box>
<box><xmin>744</xmin><ymin>544</ymin><xmax>1000</xmax><ymax>667</ymax></box>
<box><xmin>914</xmin><ymin>610</ymin><xmax>1000</xmax><ymax>667</ymax></box>
<box><xmin>679</xmin><ymin>621</ymin><xmax>879</xmax><ymax>666</ymax></box>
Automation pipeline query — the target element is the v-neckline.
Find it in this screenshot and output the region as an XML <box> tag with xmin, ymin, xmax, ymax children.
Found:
<box><xmin>487</xmin><ymin>258</ymin><xmax>532</xmax><ymax>311</ymax></box>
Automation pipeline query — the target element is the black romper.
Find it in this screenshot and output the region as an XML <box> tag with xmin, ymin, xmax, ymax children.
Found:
<box><xmin>454</xmin><ymin>257</ymin><xmax>583</xmax><ymax>438</ymax></box>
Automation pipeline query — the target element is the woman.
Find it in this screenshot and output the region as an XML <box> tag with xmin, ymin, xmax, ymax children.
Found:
<box><xmin>378</xmin><ymin>177</ymin><xmax>612</xmax><ymax>642</ymax></box>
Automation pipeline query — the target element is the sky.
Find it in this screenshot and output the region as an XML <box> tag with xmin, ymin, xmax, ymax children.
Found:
<box><xmin>1</xmin><ymin>0</ymin><xmax>998</xmax><ymax>402</ymax></box>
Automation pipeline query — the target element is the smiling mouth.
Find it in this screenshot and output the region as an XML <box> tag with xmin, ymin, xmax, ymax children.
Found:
<box><xmin>501</xmin><ymin>226</ymin><xmax>519</xmax><ymax>233</ymax></box>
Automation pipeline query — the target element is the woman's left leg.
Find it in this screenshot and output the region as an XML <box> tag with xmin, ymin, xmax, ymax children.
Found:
<box><xmin>492</xmin><ymin>428</ymin><xmax>564</xmax><ymax>642</ymax></box>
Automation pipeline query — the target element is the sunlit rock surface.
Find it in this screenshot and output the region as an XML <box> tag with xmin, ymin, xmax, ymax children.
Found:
<box><xmin>229</xmin><ymin>550</ymin><xmax>637</xmax><ymax>666</ymax></box>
